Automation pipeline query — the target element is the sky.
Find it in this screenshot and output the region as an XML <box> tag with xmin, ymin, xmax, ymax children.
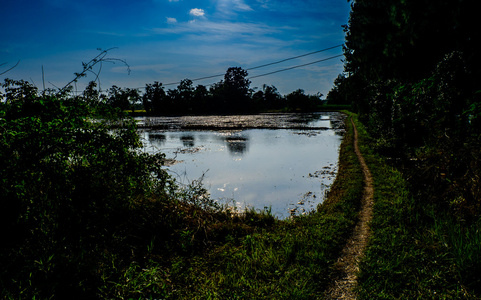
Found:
<box><xmin>1</xmin><ymin>0</ymin><xmax>351</xmax><ymax>97</ymax></box>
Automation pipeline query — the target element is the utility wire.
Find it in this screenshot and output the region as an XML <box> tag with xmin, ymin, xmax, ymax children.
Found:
<box><xmin>57</xmin><ymin>44</ymin><xmax>344</xmax><ymax>92</ymax></box>
<box><xmin>248</xmin><ymin>54</ymin><xmax>344</xmax><ymax>80</ymax></box>
<box><xmin>0</xmin><ymin>60</ymin><xmax>20</xmax><ymax>76</ymax></box>
<box><xmin>197</xmin><ymin>54</ymin><xmax>343</xmax><ymax>87</ymax></box>
<box><xmin>247</xmin><ymin>44</ymin><xmax>342</xmax><ymax>71</ymax></box>
<box><xmin>162</xmin><ymin>44</ymin><xmax>343</xmax><ymax>86</ymax></box>
<box><xmin>164</xmin><ymin>73</ymin><xmax>224</xmax><ymax>86</ymax></box>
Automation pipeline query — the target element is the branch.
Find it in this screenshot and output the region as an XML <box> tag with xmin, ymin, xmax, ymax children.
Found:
<box><xmin>58</xmin><ymin>48</ymin><xmax>130</xmax><ymax>95</ymax></box>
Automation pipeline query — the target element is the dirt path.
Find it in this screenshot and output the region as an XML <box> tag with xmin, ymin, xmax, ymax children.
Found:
<box><xmin>324</xmin><ymin>117</ymin><xmax>374</xmax><ymax>299</ymax></box>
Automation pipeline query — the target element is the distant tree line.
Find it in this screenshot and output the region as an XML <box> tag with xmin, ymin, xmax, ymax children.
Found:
<box><xmin>100</xmin><ymin>66</ymin><xmax>323</xmax><ymax>114</ymax></box>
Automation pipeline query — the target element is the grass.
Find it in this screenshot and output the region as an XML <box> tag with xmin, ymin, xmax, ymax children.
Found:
<box><xmin>141</xmin><ymin>112</ymin><xmax>365</xmax><ymax>299</ymax></box>
<box><xmin>10</xmin><ymin>109</ymin><xmax>479</xmax><ymax>299</ymax></box>
<box><xmin>85</xmin><ymin>111</ymin><xmax>365</xmax><ymax>299</ymax></box>
<box><xmin>348</xmin><ymin>113</ymin><xmax>481</xmax><ymax>299</ymax></box>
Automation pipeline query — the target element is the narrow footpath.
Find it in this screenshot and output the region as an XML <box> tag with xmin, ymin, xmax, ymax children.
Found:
<box><xmin>325</xmin><ymin>117</ymin><xmax>374</xmax><ymax>299</ymax></box>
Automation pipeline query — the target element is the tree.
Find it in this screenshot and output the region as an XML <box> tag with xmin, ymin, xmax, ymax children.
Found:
<box><xmin>286</xmin><ymin>89</ymin><xmax>315</xmax><ymax>111</ymax></box>
<box><xmin>336</xmin><ymin>0</ymin><xmax>481</xmax><ymax>228</ymax></box>
<box><xmin>0</xmin><ymin>78</ymin><xmax>169</xmax><ymax>297</ymax></box>
<box><xmin>81</xmin><ymin>81</ymin><xmax>101</xmax><ymax>106</ymax></box>
<box><xmin>208</xmin><ymin>81</ymin><xmax>225</xmax><ymax>113</ymax></box>
<box><xmin>326</xmin><ymin>74</ymin><xmax>346</xmax><ymax>105</ymax></box>
<box><xmin>176</xmin><ymin>79</ymin><xmax>195</xmax><ymax>113</ymax></box>
<box><xmin>224</xmin><ymin>67</ymin><xmax>250</xmax><ymax>96</ymax></box>
<box><xmin>251</xmin><ymin>84</ymin><xmax>284</xmax><ymax>111</ymax></box>
<box><xmin>193</xmin><ymin>84</ymin><xmax>209</xmax><ymax>113</ymax></box>
<box><xmin>223</xmin><ymin>67</ymin><xmax>252</xmax><ymax>112</ymax></box>
<box><xmin>107</xmin><ymin>85</ymin><xmax>140</xmax><ymax>111</ymax></box>
<box><xmin>143</xmin><ymin>81</ymin><xmax>166</xmax><ymax>114</ymax></box>
<box><xmin>343</xmin><ymin>0</ymin><xmax>480</xmax><ymax>84</ymax></box>
<box><xmin>251</xmin><ymin>90</ymin><xmax>264</xmax><ymax>110</ymax></box>
<box><xmin>263</xmin><ymin>84</ymin><xmax>283</xmax><ymax>109</ymax></box>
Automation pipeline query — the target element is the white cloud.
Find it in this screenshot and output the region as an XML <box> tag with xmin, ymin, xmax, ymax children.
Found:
<box><xmin>189</xmin><ymin>8</ymin><xmax>205</xmax><ymax>17</ymax></box>
<box><xmin>166</xmin><ymin>17</ymin><xmax>177</xmax><ymax>24</ymax></box>
<box><xmin>216</xmin><ymin>0</ymin><xmax>253</xmax><ymax>15</ymax></box>
<box><xmin>255</xmin><ymin>0</ymin><xmax>270</xmax><ymax>9</ymax></box>
<box><xmin>153</xmin><ymin>20</ymin><xmax>282</xmax><ymax>39</ymax></box>
<box><xmin>232</xmin><ymin>0</ymin><xmax>253</xmax><ymax>11</ymax></box>
<box><xmin>168</xmin><ymin>0</ymin><xmax>179</xmax><ymax>2</ymax></box>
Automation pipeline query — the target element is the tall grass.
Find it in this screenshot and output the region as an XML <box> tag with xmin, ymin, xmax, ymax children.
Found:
<box><xmin>434</xmin><ymin>216</ymin><xmax>481</xmax><ymax>293</ymax></box>
<box><xmin>351</xmin><ymin>113</ymin><xmax>481</xmax><ymax>299</ymax></box>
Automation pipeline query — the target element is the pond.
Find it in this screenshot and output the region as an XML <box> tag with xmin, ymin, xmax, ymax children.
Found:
<box><xmin>138</xmin><ymin>112</ymin><xmax>345</xmax><ymax>219</ymax></box>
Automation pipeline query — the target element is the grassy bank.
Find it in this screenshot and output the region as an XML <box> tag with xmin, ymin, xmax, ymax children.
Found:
<box><xmin>347</xmin><ymin>114</ymin><xmax>481</xmax><ymax>299</ymax></box>
<box><xmin>152</xmin><ymin>112</ymin><xmax>364</xmax><ymax>299</ymax></box>
<box><xmin>0</xmin><ymin>80</ymin><xmax>367</xmax><ymax>300</ymax></box>
<box><xmin>6</xmin><ymin>98</ymin><xmax>479</xmax><ymax>298</ymax></box>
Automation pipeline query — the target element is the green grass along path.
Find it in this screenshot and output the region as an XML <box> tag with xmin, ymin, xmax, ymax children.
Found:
<box><xmin>325</xmin><ymin>117</ymin><xmax>374</xmax><ymax>299</ymax></box>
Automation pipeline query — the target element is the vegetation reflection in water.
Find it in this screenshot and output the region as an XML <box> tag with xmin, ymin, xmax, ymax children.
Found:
<box><xmin>139</xmin><ymin>113</ymin><xmax>343</xmax><ymax>219</ymax></box>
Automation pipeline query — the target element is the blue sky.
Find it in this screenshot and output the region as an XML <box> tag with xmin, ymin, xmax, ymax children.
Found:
<box><xmin>1</xmin><ymin>0</ymin><xmax>351</xmax><ymax>96</ymax></box>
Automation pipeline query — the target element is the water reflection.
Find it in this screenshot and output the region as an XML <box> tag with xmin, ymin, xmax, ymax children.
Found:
<box><xmin>180</xmin><ymin>135</ymin><xmax>195</xmax><ymax>147</ymax></box>
<box><xmin>225</xmin><ymin>136</ymin><xmax>249</xmax><ymax>155</ymax></box>
<box><xmin>148</xmin><ymin>133</ymin><xmax>166</xmax><ymax>146</ymax></box>
<box><xmin>139</xmin><ymin>112</ymin><xmax>344</xmax><ymax>219</ymax></box>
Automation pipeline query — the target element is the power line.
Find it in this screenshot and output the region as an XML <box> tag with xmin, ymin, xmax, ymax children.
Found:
<box><xmin>247</xmin><ymin>44</ymin><xmax>342</xmax><ymax>71</ymax></box>
<box><xmin>198</xmin><ymin>54</ymin><xmax>343</xmax><ymax>87</ymax></box>
<box><xmin>248</xmin><ymin>54</ymin><xmax>344</xmax><ymax>80</ymax></box>
<box><xmin>162</xmin><ymin>44</ymin><xmax>343</xmax><ymax>86</ymax></box>
<box><xmin>164</xmin><ymin>73</ymin><xmax>224</xmax><ymax>86</ymax></box>
<box><xmin>58</xmin><ymin>44</ymin><xmax>344</xmax><ymax>92</ymax></box>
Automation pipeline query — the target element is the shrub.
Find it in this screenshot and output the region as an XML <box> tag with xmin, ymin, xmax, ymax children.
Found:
<box><xmin>0</xmin><ymin>79</ymin><xmax>171</xmax><ymax>298</ymax></box>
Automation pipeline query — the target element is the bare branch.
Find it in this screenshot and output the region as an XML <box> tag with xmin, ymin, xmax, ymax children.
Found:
<box><xmin>58</xmin><ymin>47</ymin><xmax>130</xmax><ymax>95</ymax></box>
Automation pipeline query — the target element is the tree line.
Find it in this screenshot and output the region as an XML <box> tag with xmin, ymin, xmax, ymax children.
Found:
<box><xmin>327</xmin><ymin>0</ymin><xmax>480</xmax><ymax>192</ymax></box>
<box><xmin>327</xmin><ymin>0</ymin><xmax>480</xmax><ymax>149</ymax></box>
<box><xmin>327</xmin><ymin>0</ymin><xmax>480</xmax><ymax>293</ymax></box>
<box><xmin>101</xmin><ymin>67</ymin><xmax>323</xmax><ymax>114</ymax></box>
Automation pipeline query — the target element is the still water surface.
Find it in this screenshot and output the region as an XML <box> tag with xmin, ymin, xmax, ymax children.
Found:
<box><xmin>139</xmin><ymin>113</ymin><xmax>344</xmax><ymax>219</ymax></box>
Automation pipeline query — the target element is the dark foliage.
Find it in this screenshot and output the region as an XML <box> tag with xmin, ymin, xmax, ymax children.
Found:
<box><xmin>138</xmin><ymin>67</ymin><xmax>320</xmax><ymax>115</ymax></box>
<box><xmin>0</xmin><ymin>75</ymin><xmax>283</xmax><ymax>298</ymax></box>
<box><xmin>0</xmin><ymin>79</ymin><xmax>174</xmax><ymax>297</ymax></box>
<box><xmin>335</xmin><ymin>0</ymin><xmax>481</xmax><ymax>216</ymax></box>
<box><xmin>332</xmin><ymin>0</ymin><xmax>481</xmax><ymax>295</ymax></box>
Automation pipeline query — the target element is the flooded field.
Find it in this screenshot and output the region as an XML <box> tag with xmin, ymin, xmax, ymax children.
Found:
<box><xmin>138</xmin><ymin>112</ymin><xmax>345</xmax><ymax>219</ymax></box>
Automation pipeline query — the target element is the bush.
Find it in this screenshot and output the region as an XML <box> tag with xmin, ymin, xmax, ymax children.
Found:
<box><xmin>0</xmin><ymin>79</ymin><xmax>171</xmax><ymax>298</ymax></box>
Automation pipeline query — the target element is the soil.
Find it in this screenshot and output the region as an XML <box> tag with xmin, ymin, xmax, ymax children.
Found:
<box><xmin>324</xmin><ymin>117</ymin><xmax>374</xmax><ymax>299</ymax></box>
